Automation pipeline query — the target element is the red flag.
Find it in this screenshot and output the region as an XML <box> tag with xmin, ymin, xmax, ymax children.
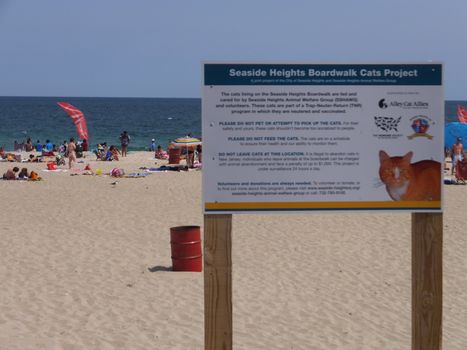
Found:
<box><xmin>457</xmin><ymin>105</ymin><xmax>467</xmax><ymax>124</ymax></box>
<box><xmin>57</xmin><ymin>102</ymin><xmax>89</xmax><ymax>141</ymax></box>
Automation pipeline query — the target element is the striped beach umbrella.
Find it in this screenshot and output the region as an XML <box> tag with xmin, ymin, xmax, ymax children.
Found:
<box><xmin>170</xmin><ymin>137</ymin><xmax>202</xmax><ymax>149</ymax></box>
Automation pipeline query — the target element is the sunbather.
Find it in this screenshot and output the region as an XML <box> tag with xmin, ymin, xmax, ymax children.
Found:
<box><xmin>3</xmin><ymin>167</ymin><xmax>19</xmax><ymax>180</ymax></box>
<box><xmin>155</xmin><ymin>145</ymin><xmax>169</xmax><ymax>159</ymax></box>
<box><xmin>18</xmin><ymin>167</ymin><xmax>29</xmax><ymax>179</ymax></box>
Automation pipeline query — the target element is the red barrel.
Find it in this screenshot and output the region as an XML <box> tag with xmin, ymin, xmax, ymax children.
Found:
<box><xmin>168</xmin><ymin>148</ymin><xmax>181</xmax><ymax>164</ymax></box>
<box><xmin>170</xmin><ymin>226</ymin><xmax>202</xmax><ymax>272</ymax></box>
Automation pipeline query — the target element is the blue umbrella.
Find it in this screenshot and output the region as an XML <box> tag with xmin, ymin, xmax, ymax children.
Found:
<box><xmin>445</xmin><ymin>122</ymin><xmax>467</xmax><ymax>150</ymax></box>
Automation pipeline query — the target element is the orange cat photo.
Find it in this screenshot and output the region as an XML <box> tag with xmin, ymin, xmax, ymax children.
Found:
<box><xmin>378</xmin><ymin>150</ymin><xmax>441</xmax><ymax>201</ymax></box>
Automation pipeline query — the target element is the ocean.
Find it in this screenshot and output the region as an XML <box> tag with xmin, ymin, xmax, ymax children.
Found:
<box><xmin>0</xmin><ymin>97</ymin><xmax>201</xmax><ymax>151</ymax></box>
<box><xmin>0</xmin><ymin>97</ymin><xmax>464</xmax><ymax>151</ymax></box>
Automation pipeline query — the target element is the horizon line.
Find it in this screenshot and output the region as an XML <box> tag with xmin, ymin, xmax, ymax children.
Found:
<box><xmin>0</xmin><ymin>95</ymin><xmax>200</xmax><ymax>99</ymax></box>
<box><xmin>0</xmin><ymin>95</ymin><xmax>465</xmax><ymax>102</ymax></box>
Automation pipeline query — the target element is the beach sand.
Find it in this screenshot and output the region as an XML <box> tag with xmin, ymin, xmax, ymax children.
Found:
<box><xmin>0</xmin><ymin>152</ymin><xmax>466</xmax><ymax>349</ymax></box>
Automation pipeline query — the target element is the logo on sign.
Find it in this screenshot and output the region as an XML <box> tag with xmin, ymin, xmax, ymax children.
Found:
<box><xmin>380</xmin><ymin>98</ymin><xmax>429</xmax><ymax>109</ymax></box>
<box><xmin>408</xmin><ymin>116</ymin><xmax>434</xmax><ymax>140</ymax></box>
<box><xmin>374</xmin><ymin>116</ymin><xmax>401</xmax><ymax>132</ymax></box>
<box><xmin>378</xmin><ymin>99</ymin><xmax>388</xmax><ymax>109</ymax></box>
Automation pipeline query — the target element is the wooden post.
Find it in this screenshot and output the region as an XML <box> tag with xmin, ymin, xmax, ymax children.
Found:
<box><xmin>412</xmin><ymin>212</ymin><xmax>443</xmax><ymax>350</ymax></box>
<box><xmin>204</xmin><ymin>214</ymin><xmax>233</xmax><ymax>350</ymax></box>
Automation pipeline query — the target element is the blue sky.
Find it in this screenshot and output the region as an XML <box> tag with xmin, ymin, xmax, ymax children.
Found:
<box><xmin>0</xmin><ymin>0</ymin><xmax>466</xmax><ymax>99</ymax></box>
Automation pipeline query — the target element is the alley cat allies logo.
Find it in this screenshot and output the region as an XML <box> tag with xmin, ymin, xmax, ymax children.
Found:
<box><xmin>378</xmin><ymin>98</ymin><xmax>429</xmax><ymax>110</ymax></box>
<box><xmin>407</xmin><ymin>116</ymin><xmax>434</xmax><ymax>140</ymax></box>
<box><xmin>378</xmin><ymin>99</ymin><xmax>388</xmax><ymax>109</ymax></box>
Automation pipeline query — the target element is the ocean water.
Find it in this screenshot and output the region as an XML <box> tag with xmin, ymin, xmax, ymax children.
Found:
<box><xmin>0</xmin><ymin>97</ymin><xmax>201</xmax><ymax>151</ymax></box>
<box><xmin>0</xmin><ymin>96</ymin><xmax>465</xmax><ymax>151</ymax></box>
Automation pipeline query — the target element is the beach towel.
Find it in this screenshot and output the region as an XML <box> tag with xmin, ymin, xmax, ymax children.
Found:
<box><xmin>42</xmin><ymin>169</ymin><xmax>68</xmax><ymax>172</ymax></box>
<box><xmin>125</xmin><ymin>172</ymin><xmax>150</xmax><ymax>178</ymax></box>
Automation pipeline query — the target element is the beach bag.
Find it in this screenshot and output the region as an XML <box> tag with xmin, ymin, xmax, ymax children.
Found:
<box><xmin>47</xmin><ymin>162</ymin><xmax>57</xmax><ymax>170</ymax></box>
<box><xmin>111</xmin><ymin>167</ymin><xmax>124</xmax><ymax>177</ymax></box>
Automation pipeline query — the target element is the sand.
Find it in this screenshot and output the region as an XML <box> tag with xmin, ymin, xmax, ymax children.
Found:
<box><xmin>0</xmin><ymin>152</ymin><xmax>466</xmax><ymax>349</ymax></box>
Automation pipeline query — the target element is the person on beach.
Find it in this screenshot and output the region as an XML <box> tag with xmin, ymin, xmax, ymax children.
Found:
<box><xmin>82</xmin><ymin>139</ymin><xmax>88</xmax><ymax>152</ymax></box>
<box><xmin>45</xmin><ymin>140</ymin><xmax>53</xmax><ymax>152</ymax></box>
<box><xmin>452</xmin><ymin>137</ymin><xmax>464</xmax><ymax>174</ymax></box>
<box><xmin>25</xmin><ymin>138</ymin><xmax>33</xmax><ymax>152</ymax></box>
<box><xmin>18</xmin><ymin>167</ymin><xmax>29</xmax><ymax>179</ymax></box>
<box><xmin>155</xmin><ymin>145</ymin><xmax>168</xmax><ymax>159</ymax></box>
<box><xmin>119</xmin><ymin>131</ymin><xmax>130</xmax><ymax>157</ymax></box>
<box><xmin>35</xmin><ymin>140</ymin><xmax>43</xmax><ymax>152</ymax></box>
<box><xmin>67</xmin><ymin>137</ymin><xmax>77</xmax><ymax>169</ymax></box>
<box><xmin>196</xmin><ymin>144</ymin><xmax>202</xmax><ymax>164</ymax></box>
<box><xmin>110</xmin><ymin>145</ymin><xmax>120</xmax><ymax>161</ymax></box>
<box><xmin>149</xmin><ymin>139</ymin><xmax>156</xmax><ymax>152</ymax></box>
<box><xmin>28</xmin><ymin>154</ymin><xmax>41</xmax><ymax>162</ymax></box>
<box><xmin>58</xmin><ymin>141</ymin><xmax>67</xmax><ymax>154</ymax></box>
<box><xmin>3</xmin><ymin>166</ymin><xmax>19</xmax><ymax>180</ymax></box>
<box><xmin>186</xmin><ymin>148</ymin><xmax>195</xmax><ymax>168</ymax></box>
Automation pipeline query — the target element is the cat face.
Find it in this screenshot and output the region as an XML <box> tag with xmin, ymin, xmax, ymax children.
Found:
<box><xmin>379</xmin><ymin>150</ymin><xmax>414</xmax><ymax>186</ymax></box>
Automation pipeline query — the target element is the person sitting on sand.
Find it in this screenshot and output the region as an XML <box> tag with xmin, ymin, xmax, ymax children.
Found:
<box><xmin>112</xmin><ymin>146</ymin><xmax>120</xmax><ymax>160</ymax></box>
<box><xmin>0</xmin><ymin>147</ymin><xmax>5</xmax><ymax>159</ymax></box>
<box><xmin>3</xmin><ymin>166</ymin><xmax>19</xmax><ymax>180</ymax></box>
<box><xmin>59</xmin><ymin>140</ymin><xmax>68</xmax><ymax>154</ymax></box>
<box><xmin>105</xmin><ymin>148</ymin><xmax>113</xmax><ymax>161</ymax></box>
<box><xmin>155</xmin><ymin>145</ymin><xmax>168</xmax><ymax>159</ymax></box>
<box><xmin>18</xmin><ymin>167</ymin><xmax>29</xmax><ymax>179</ymax></box>
<box><xmin>28</xmin><ymin>154</ymin><xmax>41</xmax><ymax>162</ymax></box>
<box><xmin>45</xmin><ymin>139</ymin><xmax>53</xmax><ymax>152</ymax></box>
<box><xmin>35</xmin><ymin>140</ymin><xmax>43</xmax><ymax>152</ymax></box>
<box><xmin>25</xmin><ymin>138</ymin><xmax>34</xmax><ymax>152</ymax></box>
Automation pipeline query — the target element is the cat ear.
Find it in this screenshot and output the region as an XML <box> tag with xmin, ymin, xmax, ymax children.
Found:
<box><xmin>379</xmin><ymin>150</ymin><xmax>390</xmax><ymax>162</ymax></box>
<box><xmin>403</xmin><ymin>151</ymin><xmax>413</xmax><ymax>162</ymax></box>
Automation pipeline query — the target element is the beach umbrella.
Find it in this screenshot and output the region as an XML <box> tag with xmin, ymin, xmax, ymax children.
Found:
<box><xmin>170</xmin><ymin>137</ymin><xmax>202</xmax><ymax>165</ymax></box>
<box><xmin>170</xmin><ymin>137</ymin><xmax>202</xmax><ymax>148</ymax></box>
<box><xmin>445</xmin><ymin>122</ymin><xmax>467</xmax><ymax>150</ymax></box>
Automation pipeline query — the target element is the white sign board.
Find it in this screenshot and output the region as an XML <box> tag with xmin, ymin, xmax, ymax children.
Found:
<box><xmin>202</xmin><ymin>63</ymin><xmax>443</xmax><ymax>213</ymax></box>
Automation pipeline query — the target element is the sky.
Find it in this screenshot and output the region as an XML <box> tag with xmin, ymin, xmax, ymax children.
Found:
<box><xmin>0</xmin><ymin>0</ymin><xmax>466</xmax><ymax>99</ymax></box>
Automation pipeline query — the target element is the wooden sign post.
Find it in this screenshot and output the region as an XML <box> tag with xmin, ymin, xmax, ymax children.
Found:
<box><xmin>204</xmin><ymin>214</ymin><xmax>233</xmax><ymax>350</ymax></box>
<box><xmin>412</xmin><ymin>212</ymin><xmax>443</xmax><ymax>350</ymax></box>
<box><xmin>203</xmin><ymin>212</ymin><xmax>443</xmax><ymax>350</ymax></box>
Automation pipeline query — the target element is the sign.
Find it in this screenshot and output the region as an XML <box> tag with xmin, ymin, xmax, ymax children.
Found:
<box><xmin>202</xmin><ymin>63</ymin><xmax>443</xmax><ymax>213</ymax></box>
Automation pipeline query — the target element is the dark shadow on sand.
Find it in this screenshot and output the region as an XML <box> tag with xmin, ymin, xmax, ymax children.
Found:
<box><xmin>148</xmin><ymin>265</ymin><xmax>172</xmax><ymax>272</ymax></box>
